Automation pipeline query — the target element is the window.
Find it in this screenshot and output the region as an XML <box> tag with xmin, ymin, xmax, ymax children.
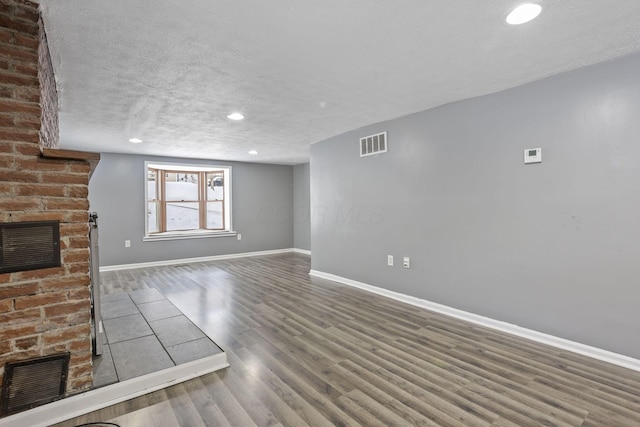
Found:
<box><xmin>145</xmin><ymin>162</ymin><xmax>233</xmax><ymax>240</ymax></box>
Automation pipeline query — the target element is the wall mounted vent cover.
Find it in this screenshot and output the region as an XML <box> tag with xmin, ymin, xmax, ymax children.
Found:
<box><xmin>360</xmin><ymin>131</ymin><xmax>387</xmax><ymax>157</ymax></box>
<box><xmin>0</xmin><ymin>221</ymin><xmax>60</xmax><ymax>274</ymax></box>
<box><xmin>1</xmin><ymin>353</ymin><xmax>70</xmax><ymax>416</ymax></box>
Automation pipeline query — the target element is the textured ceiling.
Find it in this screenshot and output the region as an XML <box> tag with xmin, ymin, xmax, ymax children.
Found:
<box><xmin>40</xmin><ymin>1</ymin><xmax>640</xmax><ymax>165</ymax></box>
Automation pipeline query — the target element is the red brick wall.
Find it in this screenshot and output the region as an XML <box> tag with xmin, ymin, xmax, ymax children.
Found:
<box><xmin>0</xmin><ymin>0</ymin><xmax>93</xmax><ymax>395</ymax></box>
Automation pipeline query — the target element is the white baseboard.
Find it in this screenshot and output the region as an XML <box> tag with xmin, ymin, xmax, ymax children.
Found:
<box><xmin>292</xmin><ymin>248</ymin><xmax>311</xmax><ymax>255</ymax></box>
<box><xmin>309</xmin><ymin>269</ymin><xmax>640</xmax><ymax>373</ymax></box>
<box><xmin>0</xmin><ymin>352</ymin><xmax>229</xmax><ymax>427</ymax></box>
<box><xmin>100</xmin><ymin>248</ymin><xmax>295</xmax><ymax>272</ymax></box>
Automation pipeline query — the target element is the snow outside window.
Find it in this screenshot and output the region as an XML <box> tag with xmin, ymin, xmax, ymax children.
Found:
<box><xmin>145</xmin><ymin>162</ymin><xmax>232</xmax><ymax>238</ymax></box>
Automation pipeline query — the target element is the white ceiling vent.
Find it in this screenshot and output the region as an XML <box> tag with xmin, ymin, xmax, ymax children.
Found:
<box><xmin>360</xmin><ymin>132</ymin><xmax>387</xmax><ymax>157</ymax></box>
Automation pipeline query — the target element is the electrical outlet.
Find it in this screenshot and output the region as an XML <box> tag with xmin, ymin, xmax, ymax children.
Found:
<box><xmin>237</xmin><ymin>233</ymin><xmax>242</xmax><ymax>241</ymax></box>
<box><xmin>403</xmin><ymin>257</ymin><xmax>410</xmax><ymax>268</ymax></box>
<box><xmin>387</xmin><ymin>255</ymin><xmax>394</xmax><ymax>266</ymax></box>
<box><xmin>125</xmin><ymin>240</ymin><xmax>131</xmax><ymax>248</ymax></box>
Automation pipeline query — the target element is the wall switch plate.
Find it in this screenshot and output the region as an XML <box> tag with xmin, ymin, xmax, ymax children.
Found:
<box><xmin>524</xmin><ymin>148</ymin><xmax>542</xmax><ymax>164</ymax></box>
<box><xmin>124</xmin><ymin>240</ymin><xmax>131</xmax><ymax>248</ymax></box>
<box><xmin>387</xmin><ymin>255</ymin><xmax>394</xmax><ymax>266</ymax></box>
<box><xmin>237</xmin><ymin>234</ymin><xmax>242</xmax><ymax>240</ymax></box>
<box><xmin>403</xmin><ymin>257</ymin><xmax>410</xmax><ymax>268</ymax></box>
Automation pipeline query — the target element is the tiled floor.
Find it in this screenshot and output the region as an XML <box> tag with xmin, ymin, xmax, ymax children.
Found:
<box><xmin>93</xmin><ymin>288</ymin><xmax>223</xmax><ymax>387</ymax></box>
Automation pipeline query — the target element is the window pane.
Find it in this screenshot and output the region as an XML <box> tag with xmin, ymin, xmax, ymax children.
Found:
<box><xmin>145</xmin><ymin>164</ymin><xmax>231</xmax><ymax>236</ymax></box>
<box><xmin>207</xmin><ymin>201</ymin><xmax>224</xmax><ymax>229</ymax></box>
<box><xmin>206</xmin><ymin>172</ymin><xmax>224</xmax><ymax>200</ymax></box>
<box><xmin>147</xmin><ymin>202</ymin><xmax>159</xmax><ymax>233</ymax></box>
<box><xmin>166</xmin><ymin>202</ymin><xmax>200</xmax><ymax>231</ymax></box>
<box><xmin>148</xmin><ymin>169</ymin><xmax>157</xmax><ymax>200</ymax></box>
<box><xmin>165</xmin><ymin>172</ymin><xmax>199</xmax><ymax>201</ymax></box>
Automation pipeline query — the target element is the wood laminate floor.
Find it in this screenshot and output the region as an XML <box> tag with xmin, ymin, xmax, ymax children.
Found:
<box><xmin>54</xmin><ymin>253</ymin><xmax>640</xmax><ymax>426</ymax></box>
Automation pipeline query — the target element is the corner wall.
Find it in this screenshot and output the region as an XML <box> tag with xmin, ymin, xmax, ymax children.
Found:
<box><xmin>310</xmin><ymin>52</ymin><xmax>640</xmax><ymax>359</ymax></box>
<box><xmin>293</xmin><ymin>162</ymin><xmax>310</xmax><ymax>251</ymax></box>
<box><xmin>89</xmin><ymin>153</ymin><xmax>294</xmax><ymax>266</ymax></box>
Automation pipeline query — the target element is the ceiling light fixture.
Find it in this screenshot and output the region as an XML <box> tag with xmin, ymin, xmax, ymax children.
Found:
<box><xmin>248</xmin><ymin>150</ymin><xmax>258</xmax><ymax>155</ymax></box>
<box><xmin>506</xmin><ymin>3</ymin><xmax>542</xmax><ymax>25</ymax></box>
<box><xmin>227</xmin><ymin>113</ymin><xmax>244</xmax><ymax>120</ymax></box>
<box><xmin>129</xmin><ymin>138</ymin><xmax>143</xmax><ymax>143</ymax></box>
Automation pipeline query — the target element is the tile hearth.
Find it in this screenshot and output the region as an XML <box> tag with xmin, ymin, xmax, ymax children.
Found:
<box><xmin>94</xmin><ymin>288</ymin><xmax>223</xmax><ymax>387</ymax></box>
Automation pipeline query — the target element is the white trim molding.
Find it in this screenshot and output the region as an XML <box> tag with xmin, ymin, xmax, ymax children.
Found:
<box><xmin>292</xmin><ymin>248</ymin><xmax>311</xmax><ymax>256</ymax></box>
<box><xmin>309</xmin><ymin>269</ymin><xmax>640</xmax><ymax>373</ymax></box>
<box><xmin>100</xmin><ymin>248</ymin><xmax>294</xmax><ymax>272</ymax></box>
<box><xmin>0</xmin><ymin>352</ymin><xmax>228</xmax><ymax>427</ymax></box>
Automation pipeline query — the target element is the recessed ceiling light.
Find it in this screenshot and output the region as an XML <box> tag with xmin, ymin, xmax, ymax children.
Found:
<box><xmin>506</xmin><ymin>3</ymin><xmax>542</xmax><ymax>25</ymax></box>
<box><xmin>129</xmin><ymin>138</ymin><xmax>143</xmax><ymax>143</ymax></box>
<box><xmin>227</xmin><ymin>113</ymin><xmax>244</xmax><ymax>120</ymax></box>
<box><xmin>248</xmin><ymin>150</ymin><xmax>258</xmax><ymax>155</ymax></box>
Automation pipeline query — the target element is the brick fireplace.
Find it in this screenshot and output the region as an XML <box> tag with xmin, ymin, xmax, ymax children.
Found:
<box><xmin>0</xmin><ymin>0</ymin><xmax>97</xmax><ymax>403</ymax></box>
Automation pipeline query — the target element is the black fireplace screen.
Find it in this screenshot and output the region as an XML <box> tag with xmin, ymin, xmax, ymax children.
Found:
<box><xmin>1</xmin><ymin>353</ymin><xmax>70</xmax><ymax>416</ymax></box>
<box><xmin>0</xmin><ymin>221</ymin><xmax>60</xmax><ymax>274</ymax></box>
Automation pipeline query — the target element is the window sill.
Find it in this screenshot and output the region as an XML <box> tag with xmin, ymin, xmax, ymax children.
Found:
<box><xmin>143</xmin><ymin>230</ymin><xmax>237</xmax><ymax>242</ymax></box>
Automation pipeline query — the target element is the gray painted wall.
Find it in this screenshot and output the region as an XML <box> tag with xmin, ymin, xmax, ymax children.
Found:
<box><xmin>293</xmin><ymin>163</ymin><xmax>311</xmax><ymax>251</ymax></box>
<box><xmin>89</xmin><ymin>153</ymin><xmax>293</xmax><ymax>266</ymax></box>
<box><xmin>310</xmin><ymin>52</ymin><xmax>640</xmax><ymax>359</ymax></box>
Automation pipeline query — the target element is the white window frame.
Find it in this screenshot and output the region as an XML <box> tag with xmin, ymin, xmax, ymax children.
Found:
<box><xmin>143</xmin><ymin>161</ymin><xmax>235</xmax><ymax>241</ymax></box>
